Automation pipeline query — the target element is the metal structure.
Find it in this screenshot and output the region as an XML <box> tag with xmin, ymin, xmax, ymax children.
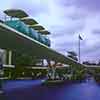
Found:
<box><xmin>78</xmin><ymin>34</ymin><xmax>83</xmax><ymax>63</ymax></box>
<box><xmin>0</xmin><ymin>9</ymin><xmax>88</xmax><ymax>83</ymax></box>
<box><xmin>21</xmin><ymin>18</ymin><xmax>38</xmax><ymax>25</ymax></box>
<box><xmin>29</xmin><ymin>25</ymin><xmax>45</xmax><ymax>31</ymax></box>
<box><xmin>4</xmin><ymin>9</ymin><xmax>28</xmax><ymax>18</ymax></box>
<box><xmin>0</xmin><ymin>22</ymin><xmax>86</xmax><ymax>67</ymax></box>
<box><xmin>37</xmin><ymin>30</ymin><xmax>50</xmax><ymax>35</ymax></box>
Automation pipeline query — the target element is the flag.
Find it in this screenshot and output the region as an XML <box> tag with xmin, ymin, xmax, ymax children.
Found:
<box><xmin>79</xmin><ymin>34</ymin><xmax>83</xmax><ymax>40</ymax></box>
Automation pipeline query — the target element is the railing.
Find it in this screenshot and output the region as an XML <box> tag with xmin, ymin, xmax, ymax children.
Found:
<box><xmin>86</xmin><ymin>65</ymin><xmax>100</xmax><ymax>68</ymax></box>
<box><xmin>3</xmin><ymin>64</ymin><xmax>15</xmax><ymax>68</ymax></box>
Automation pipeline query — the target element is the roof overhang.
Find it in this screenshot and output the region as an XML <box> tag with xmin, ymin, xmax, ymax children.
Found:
<box><xmin>38</xmin><ymin>30</ymin><xmax>50</xmax><ymax>35</ymax></box>
<box><xmin>21</xmin><ymin>18</ymin><xmax>38</xmax><ymax>25</ymax></box>
<box><xmin>4</xmin><ymin>9</ymin><xmax>28</xmax><ymax>18</ymax></box>
<box><xmin>0</xmin><ymin>22</ymin><xmax>87</xmax><ymax>68</ymax></box>
<box><xmin>29</xmin><ymin>25</ymin><xmax>45</xmax><ymax>30</ymax></box>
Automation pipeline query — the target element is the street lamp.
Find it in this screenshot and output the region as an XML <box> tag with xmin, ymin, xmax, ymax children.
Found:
<box><xmin>78</xmin><ymin>34</ymin><xmax>83</xmax><ymax>63</ymax></box>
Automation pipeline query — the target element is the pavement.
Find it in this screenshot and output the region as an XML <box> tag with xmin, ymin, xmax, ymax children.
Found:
<box><xmin>0</xmin><ymin>91</ymin><xmax>7</xmax><ymax>100</ymax></box>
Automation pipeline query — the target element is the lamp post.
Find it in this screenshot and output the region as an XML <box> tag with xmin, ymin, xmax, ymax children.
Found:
<box><xmin>78</xmin><ymin>34</ymin><xmax>83</xmax><ymax>63</ymax></box>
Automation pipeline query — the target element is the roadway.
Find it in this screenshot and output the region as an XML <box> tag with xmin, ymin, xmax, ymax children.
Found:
<box><xmin>2</xmin><ymin>78</ymin><xmax>100</xmax><ymax>100</ymax></box>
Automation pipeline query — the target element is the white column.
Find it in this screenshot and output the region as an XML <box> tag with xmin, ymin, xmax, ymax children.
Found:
<box><xmin>8</xmin><ymin>50</ymin><xmax>12</xmax><ymax>65</ymax></box>
<box><xmin>3</xmin><ymin>50</ymin><xmax>7</xmax><ymax>64</ymax></box>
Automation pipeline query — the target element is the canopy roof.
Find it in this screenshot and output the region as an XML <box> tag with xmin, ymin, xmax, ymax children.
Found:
<box><xmin>0</xmin><ymin>22</ymin><xmax>87</xmax><ymax>68</ymax></box>
<box><xmin>4</xmin><ymin>9</ymin><xmax>28</xmax><ymax>18</ymax></box>
<box><xmin>21</xmin><ymin>18</ymin><xmax>38</xmax><ymax>25</ymax></box>
<box><xmin>29</xmin><ymin>25</ymin><xmax>45</xmax><ymax>30</ymax></box>
<box><xmin>38</xmin><ymin>30</ymin><xmax>50</xmax><ymax>35</ymax></box>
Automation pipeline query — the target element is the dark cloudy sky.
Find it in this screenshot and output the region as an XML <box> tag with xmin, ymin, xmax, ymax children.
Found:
<box><xmin>0</xmin><ymin>0</ymin><xmax>100</xmax><ymax>62</ymax></box>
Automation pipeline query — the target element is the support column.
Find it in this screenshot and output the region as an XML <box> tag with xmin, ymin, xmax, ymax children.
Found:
<box><xmin>8</xmin><ymin>50</ymin><xmax>12</xmax><ymax>65</ymax></box>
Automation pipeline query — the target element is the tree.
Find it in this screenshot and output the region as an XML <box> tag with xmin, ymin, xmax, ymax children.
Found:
<box><xmin>67</xmin><ymin>51</ymin><xmax>86</xmax><ymax>80</ymax></box>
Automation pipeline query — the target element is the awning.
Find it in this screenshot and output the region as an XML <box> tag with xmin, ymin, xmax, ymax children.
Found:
<box><xmin>38</xmin><ymin>30</ymin><xmax>50</xmax><ymax>35</ymax></box>
<box><xmin>29</xmin><ymin>25</ymin><xmax>45</xmax><ymax>30</ymax></box>
<box><xmin>4</xmin><ymin>9</ymin><xmax>28</xmax><ymax>18</ymax></box>
<box><xmin>21</xmin><ymin>18</ymin><xmax>38</xmax><ymax>25</ymax></box>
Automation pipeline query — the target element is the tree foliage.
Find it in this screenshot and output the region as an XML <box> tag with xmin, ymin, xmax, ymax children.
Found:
<box><xmin>12</xmin><ymin>51</ymin><xmax>41</xmax><ymax>66</ymax></box>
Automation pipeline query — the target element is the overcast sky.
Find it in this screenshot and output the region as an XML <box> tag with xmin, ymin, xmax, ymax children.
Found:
<box><xmin>0</xmin><ymin>0</ymin><xmax>100</xmax><ymax>62</ymax></box>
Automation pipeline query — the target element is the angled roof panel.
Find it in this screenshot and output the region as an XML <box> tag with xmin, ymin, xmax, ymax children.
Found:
<box><xmin>29</xmin><ymin>25</ymin><xmax>45</xmax><ymax>30</ymax></box>
<box><xmin>4</xmin><ymin>9</ymin><xmax>28</xmax><ymax>18</ymax></box>
<box><xmin>21</xmin><ymin>18</ymin><xmax>38</xmax><ymax>25</ymax></box>
<box><xmin>38</xmin><ymin>30</ymin><xmax>50</xmax><ymax>35</ymax></box>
